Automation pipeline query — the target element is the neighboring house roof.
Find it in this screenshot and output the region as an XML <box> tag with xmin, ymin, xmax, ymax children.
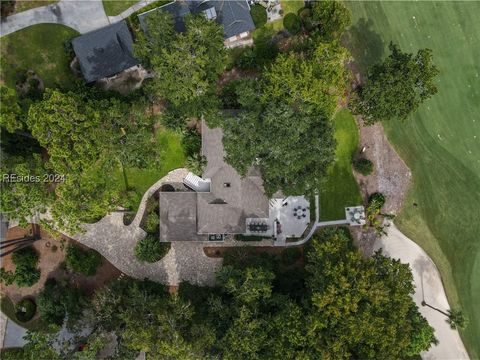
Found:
<box><xmin>72</xmin><ymin>21</ymin><xmax>138</xmax><ymax>83</ymax></box>
<box><xmin>197</xmin><ymin>121</ymin><xmax>268</xmax><ymax>234</ymax></box>
<box><xmin>159</xmin><ymin>192</ymin><xmax>198</xmax><ymax>241</ymax></box>
<box><xmin>138</xmin><ymin>1</ymin><xmax>191</xmax><ymax>33</ymax></box>
<box><xmin>138</xmin><ymin>0</ymin><xmax>255</xmax><ymax>39</ymax></box>
<box><xmin>192</xmin><ymin>0</ymin><xmax>255</xmax><ymax>39</ymax></box>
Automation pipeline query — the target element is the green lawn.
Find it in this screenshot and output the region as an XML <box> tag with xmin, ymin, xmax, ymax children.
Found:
<box><xmin>280</xmin><ymin>0</ymin><xmax>304</xmax><ymax>15</ymax></box>
<box><xmin>345</xmin><ymin>2</ymin><xmax>480</xmax><ymax>357</ymax></box>
<box><xmin>102</xmin><ymin>0</ymin><xmax>139</xmax><ymax>16</ymax></box>
<box><xmin>320</xmin><ymin>109</ymin><xmax>362</xmax><ymax>221</ymax></box>
<box><xmin>111</xmin><ymin>128</ymin><xmax>186</xmax><ymax>211</ymax></box>
<box><xmin>0</xmin><ymin>295</ymin><xmax>50</xmax><ymax>332</ymax></box>
<box><xmin>14</xmin><ymin>0</ymin><xmax>57</xmax><ymax>13</ymax></box>
<box><xmin>0</xmin><ymin>24</ymin><xmax>79</xmax><ymax>89</ymax></box>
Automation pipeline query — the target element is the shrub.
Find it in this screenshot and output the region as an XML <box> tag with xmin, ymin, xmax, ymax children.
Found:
<box><xmin>15</xmin><ymin>298</ymin><xmax>36</xmax><ymax>322</ymax></box>
<box><xmin>37</xmin><ymin>278</ymin><xmax>86</xmax><ymax>325</ymax></box>
<box><xmin>12</xmin><ymin>246</ymin><xmax>39</xmax><ymax>269</ymax></box>
<box><xmin>250</xmin><ymin>4</ymin><xmax>267</xmax><ymax>27</ymax></box>
<box><xmin>182</xmin><ymin>128</ymin><xmax>201</xmax><ymax>157</ymax></box>
<box><xmin>135</xmin><ymin>235</ymin><xmax>170</xmax><ymax>263</ymax></box>
<box><xmin>5</xmin><ymin>246</ymin><xmax>41</xmax><ymax>287</ymax></box>
<box><xmin>353</xmin><ymin>157</ymin><xmax>374</xmax><ymax>175</ymax></box>
<box><xmin>13</xmin><ymin>268</ymin><xmax>41</xmax><ymax>287</ymax></box>
<box><xmin>65</xmin><ymin>244</ymin><xmax>102</xmax><ymax>276</ymax></box>
<box><xmin>368</xmin><ymin>192</ymin><xmax>386</xmax><ymax>210</ymax></box>
<box><xmin>281</xmin><ymin>247</ymin><xmax>302</xmax><ymax>266</ymax></box>
<box><xmin>283</xmin><ymin>13</ymin><xmax>301</xmax><ymax>34</ymax></box>
<box><xmin>145</xmin><ymin>211</ymin><xmax>160</xmax><ymax>234</ymax></box>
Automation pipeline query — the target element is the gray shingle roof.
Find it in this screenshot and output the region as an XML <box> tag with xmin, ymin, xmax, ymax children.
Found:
<box><xmin>192</xmin><ymin>0</ymin><xmax>255</xmax><ymax>39</ymax></box>
<box><xmin>138</xmin><ymin>0</ymin><xmax>255</xmax><ymax>39</ymax></box>
<box><xmin>138</xmin><ymin>1</ymin><xmax>191</xmax><ymax>33</ymax></box>
<box><xmin>72</xmin><ymin>21</ymin><xmax>138</xmax><ymax>83</ymax></box>
<box><xmin>198</xmin><ymin>120</ymin><xmax>268</xmax><ymax>234</ymax></box>
<box><xmin>159</xmin><ymin>192</ymin><xmax>198</xmax><ymax>241</ymax></box>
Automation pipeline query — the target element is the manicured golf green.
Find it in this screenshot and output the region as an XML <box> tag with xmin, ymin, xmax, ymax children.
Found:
<box><xmin>320</xmin><ymin>109</ymin><xmax>362</xmax><ymax>221</ymax></box>
<box><xmin>0</xmin><ymin>24</ymin><xmax>79</xmax><ymax>89</ymax></box>
<box><xmin>346</xmin><ymin>2</ymin><xmax>480</xmax><ymax>357</ymax></box>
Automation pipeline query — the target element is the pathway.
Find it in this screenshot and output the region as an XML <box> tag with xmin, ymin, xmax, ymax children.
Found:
<box><xmin>0</xmin><ymin>312</ymin><xmax>27</xmax><ymax>349</ymax></box>
<box><xmin>107</xmin><ymin>0</ymin><xmax>158</xmax><ymax>24</ymax></box>
<box><xmin>0</xmin><ymin>0</ymin><xmax>109</xmax><ymax>37</ymax></box>
<box><xmin>375</xmin><ymin>224</ymin><xmax>469</xmax><ymax>360</ymax></box>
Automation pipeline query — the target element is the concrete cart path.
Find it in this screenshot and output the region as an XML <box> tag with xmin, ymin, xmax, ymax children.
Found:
<box><xmin>375</xmin><ymin>224</ymin><xmax>469</xmax><ymax>360</ymax></box>
<box><xmin>0</xmin><ymin>0</ymin><xmax>109</xmax><ymax>37</ymax></box>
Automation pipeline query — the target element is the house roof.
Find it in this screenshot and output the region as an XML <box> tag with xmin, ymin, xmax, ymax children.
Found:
<box><xmin>138</xmin><ymin>1</ymin><xmax>191</xmax><ymax>33</ymax></box>
<box><xmin>159</xmin><ymin>192</ymin><xmax>198</xmax><ymax>241</ymax></box>
<box><xmin>197</xmin><ymin>120</ymin><xmax>268</xmax><ymax>234</ymax></box>
<box><xmin>192</xmin><ymin>0</ymin><xmax>255</xmax><ymax>39</ymax></box>
<box><xmin>72</xmin><ymin>21</ymin><xmax>138</xmax><ymax>83</ymax></box>
<box><xmin>138</xmin><ymin>0</ymin><xmax>255</xmax><ymax>39</ymax></box>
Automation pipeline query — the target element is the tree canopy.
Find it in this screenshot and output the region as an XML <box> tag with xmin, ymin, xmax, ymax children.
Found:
<box><xmin>223</xmin><ymin>103</ymin><xmax>335</xmax><ymax>196</ymax></box>
<box><xmin>139</xmin><ymin>13</ymin><xmax>227</xmax><ymax>119</ymax></box>
<box><xmin>311</xmin><ymin>0</ymin><xmax>352</xmax><ymax>39</ymax></box>
<box><xmin>19</xmin><ymin>228</ymin><xmax>435</xmax><ymax>359</ymax></box>
<box><xmin>353</xmin><ymin>42</ymin><xmax>439</xmax><ymax>124</ymax></box>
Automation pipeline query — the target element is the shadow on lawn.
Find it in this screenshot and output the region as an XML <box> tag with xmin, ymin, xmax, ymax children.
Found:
<box><xmin>343</xmin><ymin>18</ymin><xmax>385</xmax><ymax>75</ymax></box>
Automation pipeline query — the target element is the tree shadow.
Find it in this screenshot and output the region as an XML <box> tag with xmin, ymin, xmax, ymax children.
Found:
<box><xmin>343</xmin><ymin>18</ymin><xmax>385</xmax><ymax>75</ymax></box>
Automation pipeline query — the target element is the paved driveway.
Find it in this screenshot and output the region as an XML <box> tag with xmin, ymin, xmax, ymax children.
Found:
<box><xmin>374</xmin><ymin>224</ymin><xmax>469</xmax><ymax>360</ymax></box>
<box><xmin>0</xmin><ymin>0</ymin><xmax>109</xmax><ymax>37</ymax></box>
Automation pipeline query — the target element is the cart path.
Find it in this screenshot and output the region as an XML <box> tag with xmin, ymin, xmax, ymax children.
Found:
<box><xmin>375</xmin><ymin>223</ymin><xmax>469</xmax><ymax>360</ymax></box>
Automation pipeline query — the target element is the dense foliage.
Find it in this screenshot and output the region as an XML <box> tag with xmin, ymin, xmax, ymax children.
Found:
<box><xmin>136</xmin><ymin>12</ymin><xmax>226</xmax><ymax>120</ymax></box>
<box><xmin>65</xmin><ymin>244</ymin><xmax>102</xmax><ymax>276</ymax></box>
<box><xmin>250</xmin><ymin>4</ymin><xmax>267</xmax><ymax>27</ymax></box>
<box><xmin>0</xmin><ymin>246</ymin><xmax>40</xmax><ymax>287</ymax></box>
<box><xmin>36</xmin><ymin>278</ymin><xmax>87</xmax><ymax>326</ymax></box>
<box><xmin>52</xmin><ymin>228</ymin><xmax>436</xmax><ymax>359</ymax></box>
<box><xmin>354</xmin><ymin>42</ymin><xmax>439</xmax><ymax>124</ymax></box>
<box><xmin>1</xmin><ymin>86</ymin><xmax>159</xmax><ymax>232</ymax></box>
<box><xmin>15</xmin><ymin>298</ymin><xmax>37</xmax><ymax>322</ymax></box>
<box><xmin>353</xmin><ymin>157</ymin><xmax>374</xmax><ymax>175</ymax></box>
<box><xmin>310</xmin><ymin>0</ymin><xmax>352</xmax><ymax>39</ymax></box>
<box><xmin>134</xmin><ymin>235</ymin><xmax>170</xmax><ymax>263</ymax></box>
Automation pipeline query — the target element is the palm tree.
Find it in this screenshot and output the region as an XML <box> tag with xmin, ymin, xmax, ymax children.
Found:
<box><xmin>447</xmin><ymin>309</ymin><xmax>468</xmax><ymax>330</ymax></box>
<box><xmin>186</xmin><ymin>154</ymin><xmax>207</xmax><ymax>175</ymax></box>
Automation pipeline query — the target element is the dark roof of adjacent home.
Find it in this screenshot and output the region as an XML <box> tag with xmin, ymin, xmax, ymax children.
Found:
<box><xmin>191</xmin><ymin>0</ymin><xmax>255</xmax><ymax>39</ymax></box>
<box><xmin>138</xmin><ymin>1</ymin><xmax>191</xmax><ymax>33</ymax></box>
<box><xmin>71</xmin><ymin>21</ymin><xmax>138</xmax><ymax>83</ymax></box>
<box><xmin>138</xmin><ymin>0</ymin><xmax>255</xmax><ymax>39</ymax></box>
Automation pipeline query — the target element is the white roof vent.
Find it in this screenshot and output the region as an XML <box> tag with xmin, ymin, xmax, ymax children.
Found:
<box><xmin>203</xmin><ymin>7</ymin><xmax>217</xmax><ymax>20</ymax></box>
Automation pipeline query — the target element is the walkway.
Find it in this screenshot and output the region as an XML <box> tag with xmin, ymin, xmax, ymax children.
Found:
<box><xmin>72</xmin><ymin>169</ymin><xmax>222</xmax><ymax>286</ymax></box>
<box><xmin>0</xmin><ymin>0</ymin><xmax>109</xmax><ymax>37</ymax></box>
<box><xmin>0</xmin><ymin>312</ymin><xmax>27</xmax><ymax>349</ymax></box>
<box><xmin>107</xmin><ymin>0</ymin><xmax>158</xmax><ymax>24</ymax></box>
<box><xmin>374</xmin><ymin>224</ymin><xmax>469</xmax><ymax>360</ymax></box>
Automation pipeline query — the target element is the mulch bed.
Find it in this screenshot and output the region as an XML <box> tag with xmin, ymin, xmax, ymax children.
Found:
<box><xmin>1</xmin><ymin>225</ymin><xmax>123</xmax><ymax>302</ymax></box>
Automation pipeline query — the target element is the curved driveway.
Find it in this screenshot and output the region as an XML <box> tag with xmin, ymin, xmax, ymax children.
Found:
<box><xmin>0</xmin><ymin>0</ymin><xmax>109</xmax><ymax>37</ymax></box>
<box><xmin>375</xmin><ymin>224</ymin><xmax>469</xmax><ymax>360</ymax></box>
